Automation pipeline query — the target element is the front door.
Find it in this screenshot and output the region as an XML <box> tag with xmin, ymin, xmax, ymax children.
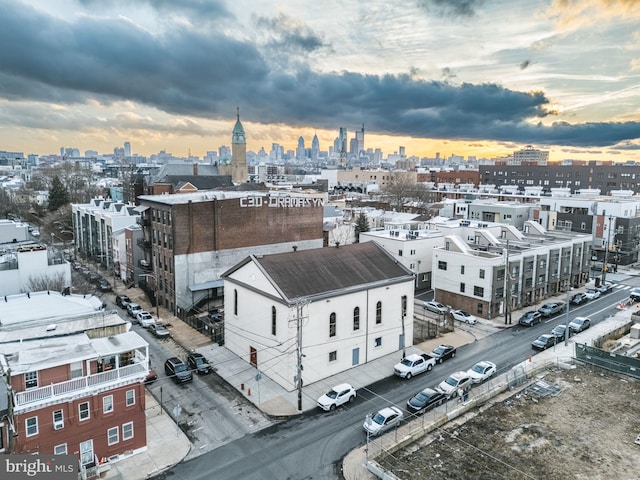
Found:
<box><xmin>79</xmin><ymin>439</ymin><xmax>94</xmax><ymax>466</ymax></box>
<box><xmin>250</xmin><ymin>346</ymin><xmax>257</xmax><ymax>367</ymax></box>
<box><xmin>352</xmin><ymin>347</ymin><xmax>360</xmax><ymax>366</ymax></box>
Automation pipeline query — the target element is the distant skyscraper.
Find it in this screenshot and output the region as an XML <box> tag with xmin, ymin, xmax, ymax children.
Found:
<box><xmin>311</xmin><ymin>133</ymin><xmax>320</xmax><ymax>160</ymax></box>
<box><xmin>124</xmin><ymin>142</ymin><xmax>131</xmax><ymax>157</ymax></box>
<box><xmin>338</xmin><ymin>127</ymin><xmax>347</xmax><ymax>167</ymax></box>
<box><xmin>356</xmin><ymin>124</ymin><xmax>365</xmax><ymax>156</ymax></box>
<box><xmin>296</xmin><ymin>136</ymin><xmax>305</xmax><ymax>160</ymax></box>
<box><xmin>511</xmin><ymin>145</ymin><xmax>549</xmax><ymax>166</ymax></box>
<box><xmin>230</xmin><ymin>107</ymin><xmax>247</xmax><ymax>183</ymax></box>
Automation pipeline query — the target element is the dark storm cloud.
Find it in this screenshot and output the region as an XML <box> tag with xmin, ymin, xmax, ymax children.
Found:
<box><xmin>78</xmin><ymin>0</ymin><xmax>231</xmax><ymax>19</ymax></box>
<box><xmin>254</xmin><ymin>13</ymin><xmax>327</xmax><ymax>52</ymax></box>
<box><xmin>0</xmin><ymin>1</ymin><xmax>638</xmax><ymax>148</ymax></box>
<box><xmin>417</xmin><ymin>0</ymin><xmax>484</xmax><ymax>17</ymax></box>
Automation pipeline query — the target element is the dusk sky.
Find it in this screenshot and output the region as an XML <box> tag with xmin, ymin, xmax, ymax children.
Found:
<box><xmin>1</xmin><ymin>0</ymin><xmax>639</xmax><ymax>161</ymax></box>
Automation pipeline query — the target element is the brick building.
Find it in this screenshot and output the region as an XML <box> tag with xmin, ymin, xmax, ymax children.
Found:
<box><xmin>137</xmin><ymin>191</ymin><xmax>325</xmax><ymax>317</ymax></box>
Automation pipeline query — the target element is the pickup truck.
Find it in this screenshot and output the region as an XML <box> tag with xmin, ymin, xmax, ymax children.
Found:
<box><xmin>393</xmin><ymin>352</ymin><xmax>436</xmax><ymax>379</ymax></box>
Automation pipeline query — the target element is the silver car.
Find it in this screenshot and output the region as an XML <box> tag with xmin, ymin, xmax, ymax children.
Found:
<box><xmin>363</xmin><ymin>406</ymin><xmax>403</xmax><ymax>436</ymax></box>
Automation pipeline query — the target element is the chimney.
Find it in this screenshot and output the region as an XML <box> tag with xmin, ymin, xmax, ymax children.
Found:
<box><xmin>193</xmin><ymin>163</ymin><xmax>198</xmax><ymax>176</ymax></box>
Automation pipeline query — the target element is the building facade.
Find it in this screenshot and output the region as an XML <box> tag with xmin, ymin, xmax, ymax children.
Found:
<box><xmin>221</xmin><ymin>242</ymin><xmax>415</xmax><ymax>390</ymax></box>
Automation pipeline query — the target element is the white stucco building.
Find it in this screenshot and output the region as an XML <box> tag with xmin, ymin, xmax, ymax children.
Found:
<box><xmin>221</xmin><ymin>242</ymin><xmax>415</xmax><ymax>390</ymax></box>
<box><xmin>0</xmin><ymin>244</ymin><xmax>71</xmax><ymax>296</ymax></box>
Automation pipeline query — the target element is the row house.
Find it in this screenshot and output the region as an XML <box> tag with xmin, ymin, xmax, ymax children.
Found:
<box><xmin>432</xmin><ymin>221</ymin><xmax>592</xmax><ymax>320</ymax></box>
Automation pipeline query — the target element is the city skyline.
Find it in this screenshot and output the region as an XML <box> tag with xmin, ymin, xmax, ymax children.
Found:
<box><xmin>1</xmin><ymin>0</ymin><xmax>639</xmax><ymax>161</ymax></box>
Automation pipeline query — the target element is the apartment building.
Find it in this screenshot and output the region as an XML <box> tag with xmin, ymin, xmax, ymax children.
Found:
<box><xmin>137</xmin><ymin>190</ymin><xmax>325</xmax><ymax>316</ymax></box>
<box><xmin>0</xmin><ymin>244</ymin><xmax>71</xmax><ymax>296</ymax></box>
<box><xmin>0</xmin><ymin>292</ymin><xmax>150</xmax><ymax>478</ymax></box>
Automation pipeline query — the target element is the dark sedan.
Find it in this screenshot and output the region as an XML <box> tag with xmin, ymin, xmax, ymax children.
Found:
<box><xmin>570</xmin><ymin>292</ymin><xmax>588</xmax><ymax>305</ymax></box>
<box><xmin>518</xmin><ymin>310</ymin><xmax>542</xmax><ymax>327</ymax></box>
<box><xmin>406</xmin><ymin>387</ymin><xmax>447</xmax><ymax>415</ymax></box>
<box><xmin>532</xmin><ymin>334</ymin><xmax>558</xmax><ymax>351</ymax></box>
<box><xmin>430</xmin><ymin>344</ymin><xmax>456</xmax><ymax>363</ymax></box>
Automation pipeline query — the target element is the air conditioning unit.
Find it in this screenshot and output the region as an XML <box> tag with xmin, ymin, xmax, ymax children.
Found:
<box><xmin>54</xmin><ymin>422</ymin><xmax>63</xmax><ymax>430</ymax></box>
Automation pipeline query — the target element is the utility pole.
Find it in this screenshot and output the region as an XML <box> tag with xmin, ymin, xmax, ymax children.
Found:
<box><xmin>603</xmin><ymin>215</ymin><xmax>613</xmax><ymax>284</ymax></box>
<box><xmin>296</xmin><ymin>300</ymin><xmax>306</xmax><ymax>412</ymax></box>
<box><xmin>504</xmin><ymin>239</ymin><xmax>511</xmax><ymax>325</ymax></box>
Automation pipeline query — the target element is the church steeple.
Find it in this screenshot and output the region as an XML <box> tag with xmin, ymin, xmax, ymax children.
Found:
<box><xmin>232</xmin><ymin>106</ymin><xmax>246</xmax><ymax>145</ymax></box>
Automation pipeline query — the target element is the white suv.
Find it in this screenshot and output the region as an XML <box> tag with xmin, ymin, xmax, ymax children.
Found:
<box><xmin>317</xmin><ymin>383</ymin><xmax>356</xmax><ymax>411</ymax></box>
<box><xmin>436</xmin><ymin>371</ymin><xmax>472</xmax><ymax>398</ymax></box>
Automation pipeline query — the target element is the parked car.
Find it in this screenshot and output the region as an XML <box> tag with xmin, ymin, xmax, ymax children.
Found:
<box><xmin>551</xmin><ymin>324</ymin><xmax>572</xmax><ymax>341</ymax></box>
<box><xmin>363</xmin><ymin>406</ymin><xmax>403</xmax><ymax>436</ymax></box>
<box><xmin>584</xmin><ymin>288</ymin><xmax>601</xmax><ymax>300</ymax></box>
<box><xmin>570</xmin><ymin>292</ymin><xmax>588</xmax><ymax>305</ymax></box>
<box><xmin>406</xmin><ymin>387</ymin><xmax>447</xmax><ymax>415</ymax></box>
<box><xmin>127</xmin><ymin>302</ymin><xmax>143</xmax><ymax>318</ymax></box>
<box><xmin>187</xmin><ymin>352</ymin><xmax>212</xmax><ymax>374</ymax></box>
<box><xmin>317</xmin><ymin>383</ymin><xmax>357</xmax><ymax>411</ymax></box>
<box><xmin>115</xmin><ymin>294</ymin><xmax>131</xmax><ymax>308</ymax></box>
<box><xmin>518</xmin><ymin>310</ymin><xmax>542</xmax><ymax>327</ymax></box>
<box><xmin>144</xmin><ymin>369</ymin><xmax>158</xmax><ymax>384</ymax></box>
<box><xmin>531</xmin><ymin>334</ymin><xmax>558</xmax><ymax>351</ymax></box>
<box><xmin>31</xmin><ymin>229</ymin><xmax>40</xmax><ymax>237</ymax></box>
<box><xmin>591</xmin><ymin>261</ymin><xmax>604</xmax><ymax>271</ymax></box>
<box><xmin>149</xmin><ymin>323</ymin><xmax>171</xmax><ymax>339</ymax></box>
<box><xmin>450</xmin><ymin>310</ymin><xmax>477</xmax><ymax>324</ymax></box>
<box><xmin>88</xmin><ymin>271</ymin><xmax>101</xmax><ymax>283</ymax></box>
<box><xmin>596</xmin><ymin>282</ymin><xmax>613</xmax><ymax>294</ymax></box>
<box><xmin>393</xmin><ymin>352</ymin><xmax>435</xmax><ymax>379</ymax></box>
<box><xmin>430</xmin><ymin>344</ymin><xmax>456</xmax><ymax>363</ymax></box>
<box><xmin>568</xmin><ymin>316</ymin><xmax>591</xmax><ymax>333</ymax></box>
<box><xmin>424</xmin><ymin>301</ymin><xmax>449</xmax><ymax>314</ymax></box>
<box><xmin>164</xmin><ymin>357</ymin><xmax>193</xmax><ymax>384</ymax></box>
<box><xmin>630</xmin><ymin>288</ymin><xmax>640</xmax><ymax>302</ymax></box>
<box><xmin>98</xmin><ymin>280</ymin><xmax>112</xmax><ymax>292</ymax></box>
<box><xmin>136</xmin><ymin>311</ymin><xmax>156</xmax><ymax>328</ymax></box>
<box><xmin>538</xmin><ymin>302</ymin><xmax>564</xmax><ymax>318</ymax></box>
<box><xmin>466</xmin><ymin>361</ymin><xmax>497</xmax><ymax>383</ymax></box>
<box><xmin>436</xmin><ymin>371</ymin><xmax>473</xmax><ymax>398</ymax></box>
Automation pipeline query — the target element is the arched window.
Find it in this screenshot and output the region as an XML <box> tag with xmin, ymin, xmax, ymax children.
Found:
<box><xmin>376</xmin><ymin>301</ymin><xmax>382</xmax><ymax>324</ymax></box>
<box><xmin>329</xmin><ymin>313</ymin><xmax>336</xmax><ymax>337</ymax></box>
<box><xmin>353</xmin><ymin>307</ymin><xmax>360</xmax><ymax>331</ymax></box>
<box><xmin>234</xmin><ymin>289</ymin><xmax>238</xmax><ymax>315</ymax></box>
<box><xmin>271</xmin><ymin>306</ymin><xmax>277</xmax><ymax>336</ymax></box>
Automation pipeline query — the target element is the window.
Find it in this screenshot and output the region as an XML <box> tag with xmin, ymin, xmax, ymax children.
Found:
<box><xmin>26</xmin><ymin>416</ymin><xmax>38</xmax><ymax>436</ymax></box>
<box><xmin>234</xmin><ymin>289</ymin><xmax>238</xmax><ymax>315</ymax></box>
<box><xmin>401</xmin><ymin>295</ymin><xmax>407</xmax><ymax>317</ymax></box>
<box><xmin>79</xmin><ymin>402</ymin><xmax>90</xmax><ymax>421</ymax></box>
<box><xmin>353</xmin><ymin>307</ymin><xmax>360</xmax><ymax>331</ymax></box>
<box><xmin>122</xmin><ymin>422</ymin><xmax>134</xmax><ymax>441</ymax></box>
<box><xmin>374</xmin><ymin>337</ymin><xmax>382</xmax><ymax>347</ymax></box>
<box><xmin>329</xmin><ymin>351</ymin><xmax>337</xmax><ymax>362</ymax></box>
<box><xmin>376</xmin><ymin>301</ymin><xmax>382</xmax><ymax>324</ymax></box>
<box><xmin>410</xmin><ymin>249</ymin><xmax>416</xmax><ymax>255</ymax></box>
<box><xmin>479</xmin><ymin>269</ymin><xmax>485</xmax><ymax>279</ymax></box>
<box><xmin>398</xmin><ymin>249</ymin><xmax>403</xmax><ymax>256</ymax></box>
<box><xmin>70</xmin><ymin>361</ymin><xmax>83</xmax><ymax>378</ymax></box>
<box><xmin>438</xmin><ymin>261</ymin><xmax>447</xmax><ymax>270</ymax></box>
<box><xmin>103</xmin><ymin>395</ymin><xmax>114</xmax><ymax>414</ymax></box>
<box><xmin>460</xmin><ymin>265</ymin><xmax>465</xmax><ymax>274</ymax></box>
<box><xmin>477</xmin><ymin>303</ymin><xmax>483</xmax><ymax>314</ymax></box>
<box><xmin>126</xmin><ymin>390</ymin><xmax>135</xmax><ymax>407</ymax></box>
<box><xmin>460</xmin><ymin>283</ymin><xmax>465</xmax><ymax>293</ymax></box>
<box><xmin>329</xmin><ymin>313</ymin><xmax>336</xmax><ymax>337</ymax></box>
<box><xmin>107</xmin><ymin>427</ymin><xmax>119</xmax><ymax>446</ymax></box>
<box><xmin>473</xmin><ymin>286</ymin><xmax>484</xmax><ymax>297</ymax></box>
<box><xmin>25</xmin><ymin>371</ymin><xmax>38</xmax><ymax>389</ymax></box>
<box><xmin>271</xmin><ymin>306</ymin><xmax>277</xmax><ymax>336</ymax></box>
<box><xmin>54</xmin><ymin>444</ymin><xmax>67</xmax><ymax>455</ymax></box>
<box><xmin>53</xmin><ymin>410</ymin><xmax>64</xmax><ymax>430</ymax></box>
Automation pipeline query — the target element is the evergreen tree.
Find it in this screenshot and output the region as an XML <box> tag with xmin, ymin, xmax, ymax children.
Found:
<box><xmin>48</xmin><ymin>175</ymin><xmax>70</xmax><ymax>212</ymax></box>
<box><xmin>354</xmin><ymin>211</ymin><xmax>370</xmax><ymax>242</ymax></box>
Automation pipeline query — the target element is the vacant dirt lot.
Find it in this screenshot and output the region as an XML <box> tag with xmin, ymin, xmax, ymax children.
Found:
<box><xmin>378</xmin><ymin>364</ymin><xmax>640</xmax><ymax>480</ymax></box>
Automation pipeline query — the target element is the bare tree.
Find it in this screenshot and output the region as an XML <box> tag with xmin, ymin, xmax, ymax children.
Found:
<box><xmin>381</xmin><ymin>172</ymin><xmax>417</xmax><ymax>212</ymax></box>
<box><xmin>23</xmin><ymin>271</ymin><xmax>68</xmax><ymax>293</ymax></box>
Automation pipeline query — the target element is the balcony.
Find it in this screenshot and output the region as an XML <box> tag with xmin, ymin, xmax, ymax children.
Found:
<box><xmin>136</xmin><ymin>238</ymin><xmax>151</xmax><ymax>250</ymax></box>
<box><xmin>137</xmin><ymin>217</ymin><xmax>150</xmax><ymax>227</ymax></box>
<box><xmin>14</xmin><ymin>363</ymin><xmax>148</xmax><ymax>409</ymax></box>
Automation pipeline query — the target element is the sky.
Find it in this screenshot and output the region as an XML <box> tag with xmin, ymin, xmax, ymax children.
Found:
<box><xmin>1</xmin><ymin>0</ymin><xmax>640</xmax><ymax>162</ymax></box>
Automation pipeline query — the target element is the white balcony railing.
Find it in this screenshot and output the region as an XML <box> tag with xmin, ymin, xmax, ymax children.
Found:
<box><xmin>15</xmin><ymin>363</ymin><xmax>147</xmax><ymax>407</ymax></box>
